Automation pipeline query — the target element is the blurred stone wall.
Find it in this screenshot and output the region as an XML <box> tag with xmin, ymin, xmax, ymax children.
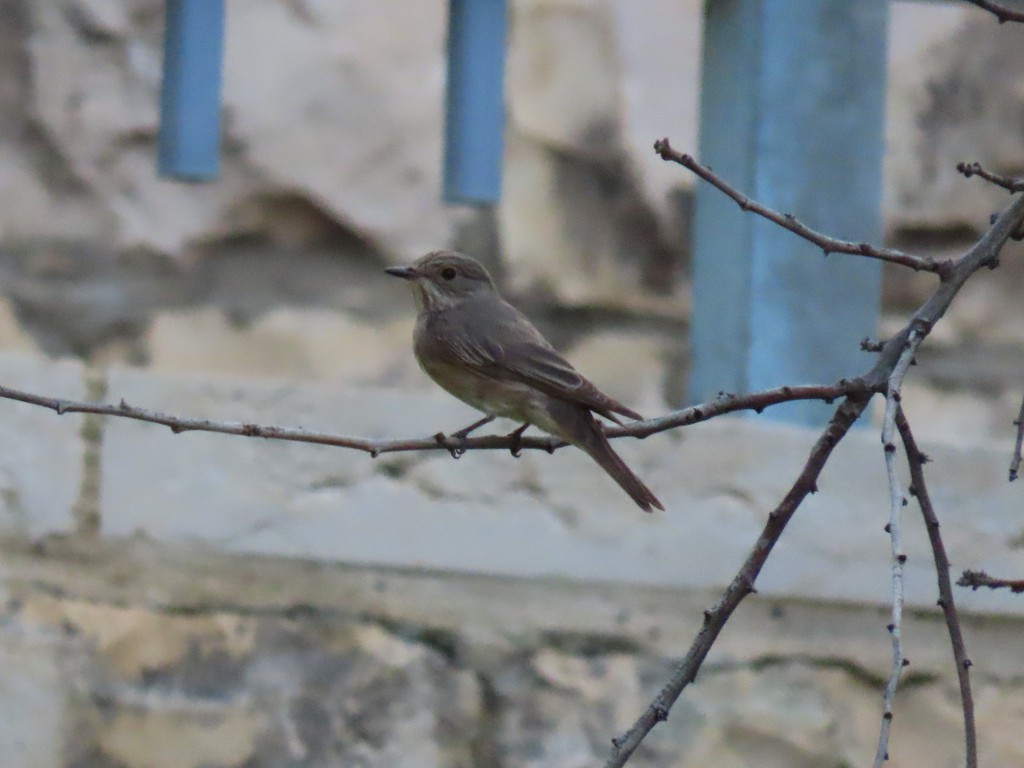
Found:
<box><xmin>0</xmin><ymin>1</ymin><xmax>1020</xmax><ymax>424</ymax></box>
<box><xmin>0</xmin><ymin>353</ymin><xmax>1021</xmax><ymax>767</ymax></box>
<box><xmin>0</xmin><ymin>1</ymin><xmax>1022</xmax><ymax>767</ymax></box>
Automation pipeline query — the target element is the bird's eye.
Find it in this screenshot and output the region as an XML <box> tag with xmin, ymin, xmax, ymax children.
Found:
<box><xmin>441</xmin><ymin>267</ymin><xmax>457</xmax><ymax>281</ymax></box>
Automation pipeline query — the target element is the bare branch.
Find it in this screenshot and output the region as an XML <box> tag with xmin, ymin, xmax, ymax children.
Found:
<box><xmin>604</xmin><ymin>395</ymin><xmax>871</xmax><ymax>768</ymax></box>
<box><xmin>957</xmin><ymin>570</ymin><xmax>1024</xmax><ymax>593</ymax></box>
<box><xmin>855</xmin><ymin>182</ymin><xmax>1024</xmax><ymax>757</ymax></box>
<box><xmin>962</xmin><ymin>0</ymin><xmax>1024</xmax><ymax>23</ymax></box>
<box><xmin>873</xmin><ymin>329</ymin><xmax>925</xmax><ymax>768</ymax></box>
<box><xmin>652</xmin><ymin>138</ymin><xmax>946</xmax><ymax>274</ymax></box>
<box><xmin>897</xmin><ymin>409</ymin><xmax>976</xmax><ymax>768</ymax></box>
<box><xmin>951</xmin><ymin>187</ymin><xmax>1024</xmax><ymax>270</ymax></box>
<box><xmin>1010</xmin><ymin>394</ymin><xmax>1024</xmax><ymax>481</ymax></box>
<box><xmin>859</xmin><ymin>190</ymin><xmax>1024</xmax><ymax>396</ymax></box>
<box><xmin>0</xmin><ymin>380</ymin><xmax>867</xmax><ymax>459</ymax></box>
<box><xmin>956</xmin><ymin>161</ymin><xmax>1024</xmax><ymax>193</ymax></box>
<box><xmin>602</xmin><ymin>145</ymin><xmax>1024</xmax><ymax>766</ymax></box>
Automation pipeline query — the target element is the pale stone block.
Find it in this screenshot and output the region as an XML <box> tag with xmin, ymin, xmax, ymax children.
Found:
<box><xmin>0</xmin><ymin>353</ymin><xmax>85</xmax><ymax>537</ymax></box>
<box><xmin>100</xmin><ymin>368</ymin><xmax>479</xmax><ymax>543</ymax></box>
<box><xmin>0</xmin><ymin>629</ymin><xmax>68</xmax><ymax>768</ymax></box>
<box><xmin>223</xmin><ymin>0</ymin><xmax>455</xmax><ymax>257</ymax></box>
<box><xmin>145</xmin><ymin>307</ymin><xmax>417</xmax><ymax>385</ymax></box>
<box><xmin>99</xmin><ymin>367</ymin><xmax>1024</xmax><ymax>619</ymax></box>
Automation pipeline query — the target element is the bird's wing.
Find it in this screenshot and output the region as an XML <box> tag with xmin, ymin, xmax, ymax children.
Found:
<box><xmin>499</xmin><ymin>339</ymin><xmax>642</xmax><ymax>424</ymax></box>
<box><xmin>428</xmin><ymin>299</ymin><xmax>642</xmax><ymax>423</ymax></box>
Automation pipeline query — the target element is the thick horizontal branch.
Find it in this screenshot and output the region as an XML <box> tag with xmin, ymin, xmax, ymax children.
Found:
<box><xmin>0</xmin><ymin>380</ymin><xmax>870</xmax><ymax>459</ymax></box>
<box><xmin>957</xmin><ymin>570</ymin><xmax>1024</xmax><ymax>593</ymax></box>
<box><xmin>963</xmin><ymin>0</ymin><xmax>1024</xmax><ymax>23</ymax></box>
<box><xmin>653</xmin><ymin>138</ymin><xmax>946</xmax><ymax>274</ymax></box>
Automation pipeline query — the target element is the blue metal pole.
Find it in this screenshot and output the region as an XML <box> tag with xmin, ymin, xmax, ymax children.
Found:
<box><xmin>443</xmin><ymin>0</ymin><xmax>509</xmax><ymax>205</ymax></box>
<box><xmin>158</xmin><ymin>0</ymin><xmax>226</xmax><ymax>180</ymax></box>
<box><xmin>692</xmin><ymin>0</ymin><xmax>890</xmax><ymax>425</ymax></box>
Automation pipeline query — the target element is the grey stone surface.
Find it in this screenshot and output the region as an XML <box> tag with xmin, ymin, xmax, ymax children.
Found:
<box><xmin>2</xmin><ymin>569</ymin><xmax>1020</xmax><ymax>768</ymax></box>
<box><xmin>1</xmin><ymin>482</ymin><xmax>1021</xmax><ymax>768</ymax></box>
<box><xmin>100</xmin><ymin>367</ymin><xmax>469</xmax><ymax>542</ymax></box>
<box><xmin>222</xmin><ymin>0</ymin><xmax>455</xmax><ymax>259</ymax></box>
<box><xmin>0</xmin><ymin>0</ymin><xmax>1016</xmax><ymax>371</ymax></box>
<box><xmin>885</xmin><ymin>4</ymin><xmax>1024</xmax><ymax>233</ymax></box>
<box><xmin>143</xmin><ymin>307</ymin><xmax>419</xmax><ymax>384</ymax></box>
<box><xmin>0</xmin><ymin>624</ymin><xmax>69</xmax><ymax>768</ymax></box>
<box><xmin>15</xmin><ymin>0</ymin><xmax>696</xmax><ymax>284</ymax></box>
<box><xmin>6</xmin><ymin>592</ymin><xmax>482</xmax><ymax>768</ymax></box>
<box><xmin>501</xmin><ymin>0</ymin><xmax>683</xmax><ymax>301</ymax></box>
<box><xmin>4</xmin><ymin>0</ymin><xmax>995</xmax><ymax>260</ymax></box>
<box><xmin>97</xmin><ymin>364</ymin><xmax>1024</xmax><ymax>617</ymax></box>
<box><xmin>0</xmin><ymin>353</ymin><xmax>84</xmax><ymax>537</ymax></box>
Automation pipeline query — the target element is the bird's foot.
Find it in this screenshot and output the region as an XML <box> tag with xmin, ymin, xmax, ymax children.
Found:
<box><xmin>435</xmin><ymin>415</ymin><xmax>495</xmax><ymax>460</ymax></box>
<box><xmin>434</xmin><ymin>431</ymin><xmax>467</xmax><ymax>459</ymax></box>
<box><xmin>508</xmin><ymin>423</ymin><xmax>529</xmax><ymax>458</ymax></box>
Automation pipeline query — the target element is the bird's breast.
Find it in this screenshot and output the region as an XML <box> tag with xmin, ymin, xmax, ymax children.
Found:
<box><xmin>412</xmin><ymin>326</ymin><xmax>547</xmax><ymax>428</ymax></box>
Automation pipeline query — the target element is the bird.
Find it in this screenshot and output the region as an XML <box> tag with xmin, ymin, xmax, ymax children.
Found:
<box><xmin>386</xmin><ymin>250</ymin><xmax>663</xmax><ymax>512</ymax></box>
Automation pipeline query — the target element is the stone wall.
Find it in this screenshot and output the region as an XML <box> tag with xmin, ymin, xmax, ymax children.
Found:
<box><xmin>0</xmin><ymin>352</ymin><xmax>1020</xmax><ymax>767</ymax></box>
<box><xmin>0</xmin><ymin>1</ymin><xmax>1022</xmax><ymax>767</ymax></box>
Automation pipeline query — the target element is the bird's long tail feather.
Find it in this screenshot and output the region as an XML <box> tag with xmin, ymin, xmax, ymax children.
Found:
<box><xmin>578</xmin><ymin>416</ymin><xmax>663</xmax><ymax>513</ymax></box>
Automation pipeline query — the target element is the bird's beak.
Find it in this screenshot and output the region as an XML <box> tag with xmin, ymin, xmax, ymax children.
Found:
<box><xmin>385</xmin><ymin>265</ymin><xmax>419</xmax><ymax>280</ymax></box>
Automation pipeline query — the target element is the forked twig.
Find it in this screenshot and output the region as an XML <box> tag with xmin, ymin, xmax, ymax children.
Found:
<box><xmin>957</xmin><ymin>161</ymin><xmax>1024</xmax><ymax>193</ymax></box>
<box><xmin>601</xmin><ymin>142</ymin><xmax>1024</xmax><ymax>766</ymax></box>
<box><xmin>653</xmin><ymin>138</ymin><xmax>946</xmax><ymax>274</ymax></box>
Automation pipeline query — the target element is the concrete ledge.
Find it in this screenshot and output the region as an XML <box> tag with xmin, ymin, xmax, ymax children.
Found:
<box><xmin>5</xmin><ymin>534</ymin><xmax>1022</xmax><ymax>680</ymax></box>
<box><xmin>97</xmin><ymin>361</ymin><xmax>1024</xmax><ymax>616</ymax></box>
<box><xmin>0</xmin><ymin>351</ymin><xmax>1016</xmax><ymax>617</ymax></box>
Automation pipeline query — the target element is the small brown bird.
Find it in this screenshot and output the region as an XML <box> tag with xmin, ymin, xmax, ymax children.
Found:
<box><xmin>386</xmin><ymin>250</ymin><xmax>663</xmax><ymax>512</ymax></box>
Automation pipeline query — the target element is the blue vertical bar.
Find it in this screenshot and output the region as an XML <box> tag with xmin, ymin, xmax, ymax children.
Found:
<box><xmin>691</xmin><ymin>0</ymin><xmax>761</xmax><ymax>404</ymax></box>
<box><xmin>692</xmin><ymin>0</ymin><xmax>890</xmax><ymax>425</ymax></box>
<box><xmin>444</xmin><ymin>0</ymin><xmax>508</xmax><ymax>205</ymax></box>
<box><xmin>158</xmin><ymin>0</ymin><xmax>226</xmax><ymax>180</ymax></box>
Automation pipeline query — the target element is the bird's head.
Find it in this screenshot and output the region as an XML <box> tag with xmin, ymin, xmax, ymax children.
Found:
<box><xmin>386</xmin><ymin>251</ymin><xmax>498</xmax><ymax>312</ymax></box>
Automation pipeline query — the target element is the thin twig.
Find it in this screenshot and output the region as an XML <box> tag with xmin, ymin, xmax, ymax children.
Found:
<box><xmin>1010</xmin><ymin>394</ymin><xmax>1024</xmax><ymax>481</ymax></box>
<box><xmin>873</xmin><ymin>330</ymin><xmax>924</xmax><ymax>768</ymax></box>
<box><xmin>652</xmin><ymin>138</ymin><xmax>946</xmax><ymax>274</ymax></box>
<box><xmin>0</xmin><ymin>380</ymin><xmax>868</xmax><ymax>458</ymax></box>
<box><xmin>962</xmin><ymin>0</ymin><xmax>1024</xmax><ymax>23</ymax></box>
<box><xmin>604</xmin><ymin>395</ymin><xmax>871</xmax><ymax>768</ymax></box>
<box><xmin>956</xmin><ymin>161</ymin><xmax>1024</xmax><ymax>193</ymax></box>
<box><xmin>896</xmin><ymin>408</ymin><xmax>976</xmax><ymax>768</ymax></box>
<box><xmin>957</xmin><ymin>570</ymin><xmax>1024</xmax><ymax>593</ymax></box>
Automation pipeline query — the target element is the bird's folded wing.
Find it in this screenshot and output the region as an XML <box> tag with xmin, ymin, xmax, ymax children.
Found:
<box><xmin>432</xmin><ymin>326</ymin><xmax>641</xmax><ymax>423</ymax></box>
<box><xmin>498</xmin><ymin>341</ymin><xmax>642</xmax><ymax>423</ymax></box>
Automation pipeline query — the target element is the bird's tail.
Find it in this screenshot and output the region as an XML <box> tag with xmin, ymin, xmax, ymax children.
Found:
<box><xmin>576</xmin><ymin>413</ymin><xmax>664</xmax><ymax>513</ymax></box>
